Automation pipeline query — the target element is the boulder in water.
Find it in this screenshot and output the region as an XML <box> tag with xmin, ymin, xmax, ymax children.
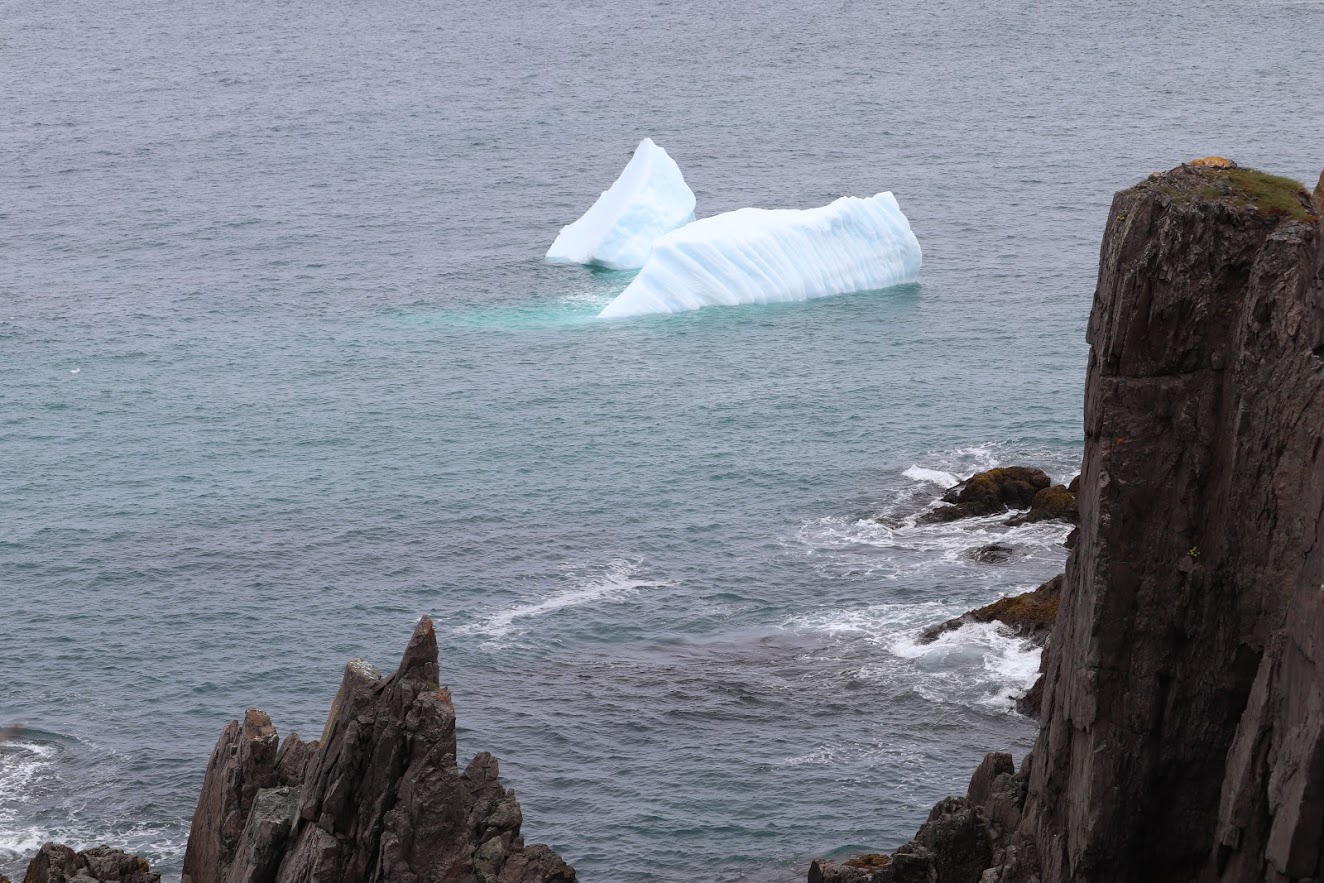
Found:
<box><xmin>920</xmin><ymin>574</ymin><xmax>1063</xmax><ymax>645</ymax></box>
<box><xmin>921</xmin><ymin>467</ymin><xmax>1051</xmax><ymax>522</ymax></box>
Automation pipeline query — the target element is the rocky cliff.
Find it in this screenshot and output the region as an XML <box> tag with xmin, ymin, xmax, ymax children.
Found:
<box><xmin>814</xmin><ymin>160</ymin><xmax>1324</xmax><ymax>883</ymax></box>
<box><xmin>10</xmin><ymin>618</ymin><xmax>575</xmax><ymax>883</ymax></box>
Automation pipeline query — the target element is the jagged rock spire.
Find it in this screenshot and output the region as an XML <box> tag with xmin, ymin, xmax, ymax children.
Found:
<box><xmin>178</xmin><ymin>615</ymin><xmax>576</xmax><ymax>883</ymax></box>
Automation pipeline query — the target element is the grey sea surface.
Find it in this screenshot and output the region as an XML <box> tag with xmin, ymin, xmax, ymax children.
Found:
<box><xmin>2</xmin><ymin>0</ymin><xmax>1320</xmax><ymax>880</ymax></box>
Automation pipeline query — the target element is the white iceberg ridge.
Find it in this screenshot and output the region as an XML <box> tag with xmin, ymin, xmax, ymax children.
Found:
<box><xmin>597</xmin><ymin>193</ymin><xmax>921</xmax><ymax>319</ymax></box>
<box><xmin>545</xmin><ymin>138</ymin><xmax>696</xmax><ymax>271</ymax></box>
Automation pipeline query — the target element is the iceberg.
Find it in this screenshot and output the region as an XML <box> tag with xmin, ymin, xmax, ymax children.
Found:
<box><xmin>546</xmin><ymin>138</ymin><xmax>696</xmax><ymax>271</ymax></box>
<box><xmin>597</xmin><ymin>193</ymin><xmax>921</xmax><ymax>319</ymax></box>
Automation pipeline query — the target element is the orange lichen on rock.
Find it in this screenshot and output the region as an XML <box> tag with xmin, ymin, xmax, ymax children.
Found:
<box><xmin>844</xmin><ymin>854</ymin><xmax>892</xmax><ymax>871</ymax></box>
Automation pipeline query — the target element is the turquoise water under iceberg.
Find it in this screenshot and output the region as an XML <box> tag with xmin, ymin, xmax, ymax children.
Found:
<box><xmin>2</xmin><ymin>0</ymin><xmax>1322</xmax><ymax>881</ymax></box>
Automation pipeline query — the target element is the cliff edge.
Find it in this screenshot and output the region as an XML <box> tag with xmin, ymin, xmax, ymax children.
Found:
<box><xmin>815</xmin><ymin>160</ymin><xmax>1324</xmax><ymax>882</ymax></box>
<box><xmin>1032</xmin><ymin>161</ymin><xmax>1323</xmax><ymax>882</ymax></box>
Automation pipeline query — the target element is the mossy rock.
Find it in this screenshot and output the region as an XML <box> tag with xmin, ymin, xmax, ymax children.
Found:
<box><xmin>924</xmin><ymin>466</ymin><xmax>1051</xmax><ymax>522</ymax></box>
<box><xmin>1007</xmin><ymin>484</ymin><xmax>1079</xmax><ymax>526</ymax></box>
<box><xmin>921</xmin><ymin>574</ymin><xmax>1063</xmax><ymax>645</ymax></box>
<box><xmin>968</xmin><ymin>575</ymin><xmax>1062</xmax><ymax>639</ymax></box>
<box><xmin>1144</xmin><ymin>159</ymin><xmax>1318</xmax><ymax>224</ymax></box>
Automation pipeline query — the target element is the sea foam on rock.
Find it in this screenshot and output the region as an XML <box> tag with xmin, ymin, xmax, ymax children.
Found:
<box><xmin>546</xmin><ymin>138</ymin><xmax>695</xmax><ymax>270</ymax></box>
<box><xmin>597</xmin><ymin>192</ymin><xmax>921</xmax><ymax>318</ymax></box>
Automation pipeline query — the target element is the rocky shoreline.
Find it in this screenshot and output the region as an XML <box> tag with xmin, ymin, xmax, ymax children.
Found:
<box><xmin>813</xmin><ymin>159</ymin><xmax>1324</xmax><ymax>882</ymax></box>
<box><xmin>3</xmin><ymin>618</ymin><xmax>576</xmax><ymax>883</ymax></box>
<box><xmin>7</xmin><ymin>160</ymin><xmax>1321</xmax><ymax>883</ymax></box>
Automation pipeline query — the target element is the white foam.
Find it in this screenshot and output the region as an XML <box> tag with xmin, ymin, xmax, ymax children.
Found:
<box><xmin>888</xmin><ymin>620</ymin><xmax>1042</xmax><ymax>713</ymax></box>
<box><xmin>598</xmin><ymin>192</ymin><xmax>921</xmax><ymax>318</ymax></box>
<box><xmin>0</xmin><ymin>741</ymin><xmax>57</xmax><ymax>859</ymax></box>
<box><xmin>783</xmin><ymin>601</ymin><xmax>950</xmax><ymax>638</ymax></box>
<box><xmin>784</xmin><ymin>600</ymin><xmax>1043</xmax><ymax>716</ymax></box>
<box><xmin>793</xmin><ymin>510</ymin><xmax>1071</xmax><ymax>584</ymax></box>
<box><xmin>777</xmin><ymin>745</ymin><xmax>837</xmax><ymax>766</ymax></box>
<box><xmin>546</xmin><ymin>138</ymin><xmax>696</xmax><ymax>271</ymax></box>
<box><xmin>0</xmin><ymin>737</ymin><xmax>191</xmax><ymax>866</ymax></box>
<box><xmin>902</xmin><ymin>466</ymin><xmax>959</xmax><ymax>489</ymax></box>
<box><xmin>467</xmin><ymin>558</ymin><xmax>666</xmax><ymax>638</ymax></box>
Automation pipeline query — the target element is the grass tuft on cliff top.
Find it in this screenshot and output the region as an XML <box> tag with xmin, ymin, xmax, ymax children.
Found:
<box><xmin>1199</xmin><ymin>167</ymin><xmax>1315</xmax><ymax>222</ymax></box>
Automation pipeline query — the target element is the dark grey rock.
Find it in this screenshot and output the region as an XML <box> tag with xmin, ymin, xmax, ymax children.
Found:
<box><xmin>1024</xmin><ymin>160</ymin><xmax>1324</xmax><ymax>882</ymax></box>
<box><xmin>223</xmin><ymin>787</ymin><xmax>299</xmax><ymax>883</ymax></box>
<box><xmin>807</xmin><ymin>856</ymin><xmax>893</xmax><ymax>883</ymax></box>
<box><xmin>182</xmin><ymin>708</ymin><xmax>280</xmax><ymax>883</ymax></box>
<box><xmin>21</xmin><ymin>844</ymin><xmax>158</xmax><ymax>883</ymax></box>
<box><xmin>180</xmin><ymin>616</ymin><xmax>576</xmax><ymax>883</ymax></box>
<box><xmin>969</xmin><ymin>543</ymin><xmax>1014</xmax><ymax>565</ymax></box>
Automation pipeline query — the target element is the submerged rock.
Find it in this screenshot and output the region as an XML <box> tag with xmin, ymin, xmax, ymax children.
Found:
<box><xmin>969</xmin><ymin>543</ymin><xmax>1015</xmax><ymax>564</ymax></box>
<box><xmin>182</xmin><ymin>616</ymin><xmax>576</xmax><ymax>883</ymax></box>
<box><xmin>922</xmin><ymin>467</ymin><xmax>1050</xmax><ymax>522</ymax></box>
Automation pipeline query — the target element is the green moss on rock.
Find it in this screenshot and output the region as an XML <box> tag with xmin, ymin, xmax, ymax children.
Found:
<box><xmin>921</xmin><ymin>573</ymin><xmax>1063</xmax><ymax>645</ymax></box>
<box><xmin>1007</xmin><ymin>484</ymin><xmax>1079</xmax><ymax>526</ymax></box>
<box><xmin>924</xmin><ymin>466</ymin><xmax>1052</xmax><ymax>522</ymax></box>
<box><xmin>1143</xmin><ymin>159</ymin><xmax>1317</xmax><ymax>223</ymax></box>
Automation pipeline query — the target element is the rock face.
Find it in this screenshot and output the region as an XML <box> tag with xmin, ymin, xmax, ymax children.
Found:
<box><xmin>1026</xmin><ymin>160</ymin><xmax>1324</xmax><ymax>883</ymax></box>
<box><xmin>182</xmin><ymin>616</ymin><xmax>576</xmax><ymax>883</ymax></box>
<box><xmin>182</xmin><ymin>707</ymin><xmax>310</xmax><ymax>883</ymax></box>
<box><xmin>819</xmin><ymin>162</ymin><xmax>1324</xmax><ymax>882</ymax></box>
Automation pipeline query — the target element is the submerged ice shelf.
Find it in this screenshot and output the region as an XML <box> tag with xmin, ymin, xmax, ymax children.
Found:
<box><xmin>597</xmin><ymin>193</ymin><xmax>921</xmax><ymax>318</ymax></box>
<box><xmin>546</xmin><ymin>138</ymin><xmax>696</xmax><ymax>271</ymax></box>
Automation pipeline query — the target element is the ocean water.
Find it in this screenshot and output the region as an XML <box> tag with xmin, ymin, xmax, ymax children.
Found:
<box><xmin>2</xmin><ymin>0</ymin><xmax>1321</xmax><ymax>880</ymax></box>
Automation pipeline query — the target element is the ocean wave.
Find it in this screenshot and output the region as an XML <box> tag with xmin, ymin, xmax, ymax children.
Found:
<box><xmin>463</xmin><ymin>557</ymin><xmax>667</xmax><ymax>639</ymax></box>
<box><xmin>793</xmin><ymin>511</ymin><xmax>1070</xmax><ymax>583</ymax></box>
<box><xmin>782</xmin><ymin>601</ymin><xmax>951</xmax><ymax>638</ymax></box>
<box><xmin>783</xmin><ymin>602</ymin><xmax>1042</xmax><ymax>717</ymax></box>
<box><xmin>0</xmin><ymin>739</ymin><xmax>59</xmax><ymax>862</ymax></box>
<box><xmin>887</xmin><ymin>620</ymin><xmax>1042</xmax><ymax>714</ymax></box>
<box><xmin>900</xmin><ymin>465</ymin><xmax>959</xmax><ymax>489</ymax></box>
